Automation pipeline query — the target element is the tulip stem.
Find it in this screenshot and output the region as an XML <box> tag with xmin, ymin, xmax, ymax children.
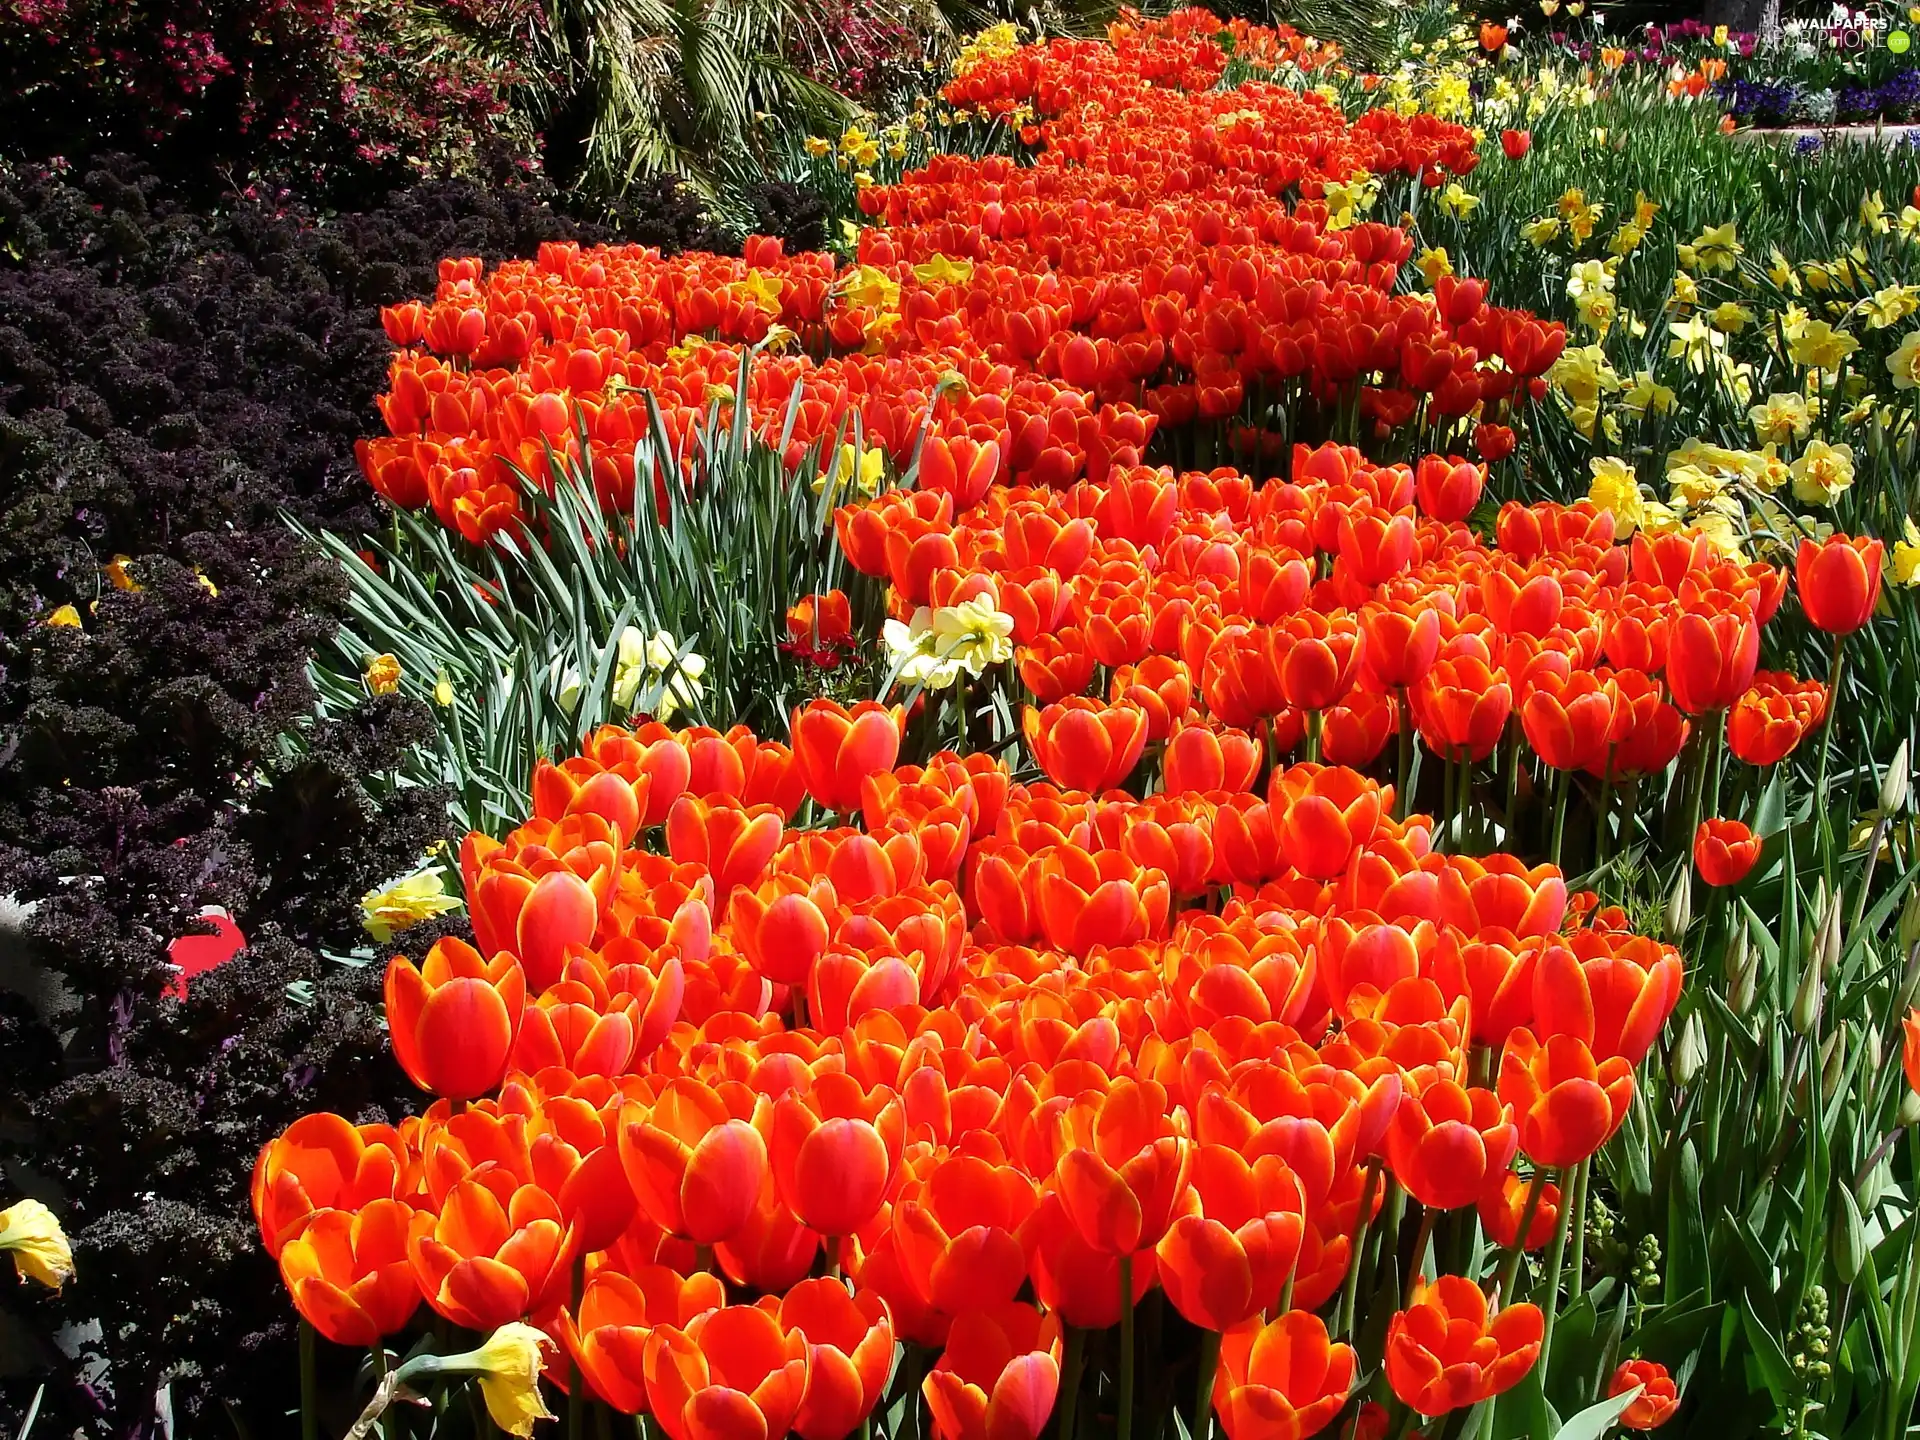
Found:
<box><xmin>300</xmin><ymin>1317</ymin><xmax>318</xmax><ymax>1440</ymax></box>
<box><xmin>1537</xmin><ymin>1171</ymin><xmax>1577</xmax><ymax>1376</ymax></box>
<box><xmin>1338</xmin><ymin>1159</ymin><xmax>1382</xmax><ymax>1340</ymax></box>
<box><xmin>1815</xmin><ymin>636</ymin><xmax>1846</xmax><ymax>864</ymax></box>
<box><xmin>1118</xmin><ymin>1255</ymin><xmax>1137</xmax><ymax>1440</ymax></box>
<box><xmin>1306</xmin><ymin>710</ymin><xmax>1322</xmax><ymax>764</ymax></box>
<box><xmin>1191</xmin><ymin>1327</ymin><xmax>1222</xmax><ymax>1440</ymax></box>
<box><xmin>1410</xmin><ymin>1205</ymin><xmax>1439</xmax><ymax>1283</ymax></box>
<box><xmin>1490</xmin><ymin>1167</ymin><xmax>1552</xmax><ymax>1304</ymax></box>
<box><xmin>569</xmin><ymin>1253</ymin><xmax>587</xmax><ymax>1440</ymax></box>
<box><xmin>1057</xmin><ymin>1326</ymin><xmax>1085</xmax><ymax>1440</ymax></box>
<box><xmin>1549</xmin><ymin>767</ymin><xmax>1570</xmax><ymax>870</ymax></box>
<box><xmin>1396</xmin><ymin>690</ymin><xmax>1414</xmax><ymax>821</ymax></box>
<box><xmin>1567</xmin><ymin>1159</ymin><xmax>1591</xmax><ymax>1301</ymax></box>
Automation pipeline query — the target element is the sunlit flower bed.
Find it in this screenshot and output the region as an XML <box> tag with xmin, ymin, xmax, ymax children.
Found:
<box><xmin>238</xmin><ymin>9</ymin><xmax>1911</xmax><ymax>1438</ymax></box>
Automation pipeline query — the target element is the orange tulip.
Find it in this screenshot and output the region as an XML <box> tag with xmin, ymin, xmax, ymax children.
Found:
<box><xmin>1036</xmin><ymin>846</ymin><xmax>1171</xmax><ymax>956</ymax></box>
<box><xmin>252</xmin><ymin>1112</ymin><xmax>410</xmax><ymax>1257</ymax></box>
<box><xmin>1412</xmin><ymin>656</ymin><xmax>1512</xmax><ymax>761</ymax></box>
<box><xmin>1727</xmin><ymin>672</ymin><xmax>1826</xmax><ymax>766</ymax></box>
<box><xmin>1022</xmin><ymin>698</ymin><xmax>1148</xmax><ymax>793</ymax></box>
<box><xmin>1666</xmin><ymin>601</ymin><xmax>1759</xmax><ymax>716</ymax></box>
<box><xmin>384</xmin><ymin>938</ymin><xmax>526</xmax><ymax>1100</ymax></box>
<box><xmin>1384</xmin><ymin>1080</ymin><xmax>1517</xmax><ymax>1210</ymax></box>
<box><xmin>767</xmin><ymin>1077</ymin><xmax>905</xmax><ymax>1238</ymax></box>
<box><xmin>645</xmin><ymin>1305</ymin><xmax>810</xmax><ymax>1440</ymax></box>
<box><xmin>1019</xmin><ymin>1189</ymin><xmax>1156</xmax><ymax>1330</ymax></box>
<box><xmin>277</xmin><ymin>1200</ymin><xmax>420</xmax><ymax>1345</ymax></box>
<box><xmin>1903</xmin><ymin>1007</ymin><xmax>1920</xmax><ymax>1096</ymax></box>
<box><xmin>1386</xmin><ymin>1275</ymin><xmax>1542</xmax><ymax>1415</ymax></box>
<box><xmin>1610</xmin><ymin>1358</ymin><xmax>1680</xmax><ymax>1429</ymax></box>
<box><xmin>1476</xmin><ymin>1170</ymin><xmax>1560</xmax><ymax>1251</ymax></box>
<box><xmin>770</xmin><ymin>1278</ymin><xmax>895</xmax><ymax>1440</ymax></box>
<box><xmin>1053</xmin><ymin>1077</ymin><xmax>1193</xmax><ymax>1253</ymax></box>
<box><xmin>667</xmin><ymin>794</ymin><xmax>785</xmax><ymax>898</ymax></box>
<box><xmin>557</xmin><ymin>1264</ymin><xmax>727</xmax><ymax>1413</ymax></box>
<box><xmin>1497</xmin><ymin>1029</ymin><xmax>1633</xmax><ymax>1168</ymax></box>
<box><xmin>893</xmin><ymin>1152</ymin><xmax>1039</xmax><ymax>1319</ymax></box>
<box><xmin>922</xmin><ymin>1301</ymin><xmax>1062</xmax><ymax>1440</ymax></box>
<box><xmin>1271</xmin><ymin>763</ymin><xmax>1385</xmax><ymax>879</ymax></box>
<box><xmin>1163</xmin><ymin>719</ymin><xmax>1264</xmax><ymax>795</ymax></box>
<box><xmin>1155</xmin><ymin>1145</ymin><xmax>1306</xmax><ymax>1331</ymax></box>
<box><xmin>1211</xmin><ymin>1311</ymin><xmax>1356</xmax><ymax>1440</ymax></box>
<box><xmin>793</xmin><ymin>700</ymin><xmax>903</xmax><ymax>812</ymax></box>
<box><xmin>619</xmin><ymin>1077</ymin><xmax>770</xmax><ymax>1245</ymax></box>
<box><xmin>1531</xmin><ymin>933</ymin><xmax>1682</xmax><ymax>1065</ymax></box>
<box><xmin>407</xmin><ymin>1176</ymin><xmax>573</xmax><ymax>1330</ymax></box>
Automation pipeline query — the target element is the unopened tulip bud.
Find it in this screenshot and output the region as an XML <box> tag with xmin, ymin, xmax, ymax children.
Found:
<box><xmin>1882</xmin><ymin>741</ymin><xmax>1910</xmax><ymax>816</ymax></box>
<box><xmin>1671</xmin><ymin>1010</ymin><xmax>1708</xmax><ymax>1087</ymax></box>
<box><xmin>1730</xmin><ymin>949</ymin><xmax>1759</xmax><ymax>1014</ymax></box>
<box><xmin>1792</xmin><ymin>959</ymin><xmax>1824</xmax><ymax>1035</ymax></box>
<box><xmin>1899</xmin><ymin>892</ymin><xmax>1920</xmax><ymax>961</ymax></box>
<box><xmin>1665</xmin><ymin>866</ymin><xmax>1692</xmax><ymax>941</ymax></box>
<box><xmin>1901</xmin><ymin>941</ymin><xmax>1920</xmax><ymax>1013</ymax></box>
<box><xmin>1822</xmin><ymin>1028</ymin><xmax>1847</xmax><ymax>1101</ymax></box>
<box><xmin>1865</xmin><ymin>1023</ymin><xmax>1885</xmax><ymax>1077</ymax></box>
<box><xmin>1723</xmin><ymin>921</ymin><xmax>1750</xmax><ymax>985</ymax></box>
<box><xmin>1818</xmin><ymin>893</ymin><xmax>1844</xmax><ymax>977</ymax></box>
<box><xmin>1832</xmin><ymin>1186</ymin><xmax>1868</xmax><ymax>1284</ymax></box>
<box><xmin>1900</xmin><ymin>1091</ymin><xmax>1920</xmax><ymax>1127</ymax></box>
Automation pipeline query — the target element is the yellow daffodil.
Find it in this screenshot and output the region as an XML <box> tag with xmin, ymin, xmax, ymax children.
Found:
<box><xmin>1557</xmin><ymin>189</ymin><xmax>1603</xmax><ymax>244</ymax></box>
<box><xmin>1861</xmin><ymin>191</ymin><xmax>1891</xmax><ymax>234</ymax></box>
<box><xmin>1768</xmin><ymin>247</ymin><xmax>1802</xmax><ymax>293</ymax></box>
<box><xmin>1710</xmin><ymin>302</ymin><xmax>1755</xmax><ymax>333</ymax></box>
<box><xmin>0</xmin><ymin>1199</ymin><xmax>74</xmax><ymax>1290</ymax></box>
<box><xmin>1670</xmin><ymin>272</ymin><xmax>1699</xmax><ymax>309</ymax></box>
<box><xmin>1668</xmin><ymin>314</ymin><xmax>1724</xmax><ymax>372</ymax></box>
<box><xmin>813</xmin><ymin>443</ymin><xmax>886</xmax><ymax>501</ymax></box>
<box><xmin>840</xmin><ymin>264</ymin><xmax>901</xmax><ymax>313</ymax></box>
<box><xmin>912</xmin><ymin>255</ymin><xmax>975</xmax><ymax>287</ymax></box>
<box><xmin>883</xmin><ymin>607</ymin><xmax>957</xmax><ymax>688</ymax></box>
<box><xmin>364</xmin><ymin>654</ymin><xmax>401</xmax><ymax>695</ymax></box>
<box><xmin>803</xmin><ymin>136</ymin><xmax>832</xmax><ymax>157</ymax></box>
<box><xmin>1587</xmin><ymin>455</ymin><xmax>1643</xmax><ymax>534</ymax></box>
<box><xmin>1521</xmin><ymin>216</ymin><xmax>1562</xmax><ymax>247</ymax></box>
<box><xmin>1789</xmin><ymin>439</ymin><xmax>1857</xmax><ymax>505</ymax></box>
<box><xmin>1891</xmin><ymin>330</ymin><xmax>1920</xmax><ymax>390</ymax></box>
<box><xmin>1862</xmin><ymin>284</ymin><xmax>1920</xmax><ymax>329</ymax></box>
<box><xmin>1439</xmin><ymin>182</ymin><xmax>1479</xmax><ymax>218</ymax></box>
<box><xmin>1788</xmin><ymin>319</ymin><xmax>1860</xmax><ymax>370</ymax></box>
<box><xmin>45</xmin><ymin>604</ymin><xmax>82</xmax><ymax>628</ymax></box>
<box><xmin>1621</xmin><ymin>371</ymin><xmax>1676</xmax><ymax>415</ymax></box>
<box><xmin>1416</xmin><ymin>247</ymin><xmax>1454</xmax><ymax>286</ymax></box>
<box><xmin>361</xmin><ymin>869</ymin><xmax>462</xmax><ymax>943</ymax></box>
<box><xmin>928</xmin><ymin>594</ymin><xmax>1016</xmax><ymax>676</ymax></box>
<box><xmin>1893</xmin><ymin>518</ymin><xmax>1920</xmax><ymax>587</ymax></box>
<box><xmin>1690</xmin><ymin>222</ymin><xmax>1742</xmax><ymax>273</ymax></box>
<box><xmin>1749</xmin><ymin>391</ymin><xmax>1813</xmax><ymax>445</ymax></box>
<box><xmin>433</xmin><ymin>669</ymin><xmax>454</xmax><ymax>706</ymax></box>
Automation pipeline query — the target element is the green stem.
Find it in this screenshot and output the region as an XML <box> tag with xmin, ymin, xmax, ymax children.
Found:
<box><xmin>1057</xmin><ymin>1326</ymin><xmax>1086</xmax><ymax>1440</ymax></box>
<box><xmin>1549</xmin><ymin>766</ymin><xmax>1570</xmax><ymax>870</ymax></box>
<box><xmin>1119</xmin><ymin>1256</ymin><xmax>1138</xmax><ymax>1440</ymax></box>
<box><xmin>1490</xmin><ymin>1167</ymin><xmax>1554</xmax><ymax>1303</ymax></box>
<box><xmin>1503</xmin><ymin>730</ymin><xmax>1522</xmax><ymax>851</ymax></box>
<box><xmin>1338</xmin><ymin>1160</ymin><xmax>1383</xmax><ymax>1340</ymax></box>
<box><xmin>1410</xmin><ymin>1205</ymin><xmax>1439</xmax><ymax>1283</ymax></box>
<box><xmin>1397</xmin><ymin>690</ymin><xmax>1414</xmax><ymax>821</ymax></box>
<box><xmin>301</xmin><ymin>1317</ymin><xmax>319</xmax><ymax>1440</ymax></box>
<box><xmin>1538</xmin><ymin>1175</ymin><xmax>1576</xmax><ymax>1377</ymax></box>
<box><xmin>569</xmin><ymin>1252</ymin><xmax>587</xmax><ymax>1440</ymax></box>
<box><xmin>1192</xmin><ymin>1326</ymin><xmax>1223</xmax><ymax>1440</ymax></box>
<box><xmin>1596</xmin><ymin>756</ymin><xmax>1616</xmax><ymax>872</ymax></box>
<box><xmin>1307</xmin><ymin>709</ymin><xmax>1322</xmax><ymax>764</ymax></box>
<box><xmin>1568</xmin><ymin>1159</ymin><xmax>1591</xmax><ymax>1301</ymax></box>
<box><xmin>1815</xmin><ymin>636</ymin><xmax>1845</xmax><ymax>864</ymax></box>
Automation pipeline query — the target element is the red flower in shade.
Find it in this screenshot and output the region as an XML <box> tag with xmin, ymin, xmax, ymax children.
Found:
<box><xmin>921</xmin><ymin>1301</ymin><xmax>1062</xmax><ymax>1440</ymax></box>
<box><xmin>1796</xmin><ymin>535</ymin><xmax>1884</xmax><ymax>637</ymax></box>
<box><xmin>1500</xmin><ymin>129</ymin><xmax>1531</xmax><ymax>159</ymax></box>
<box><xmin>1609</xmin><ymin>1358</ymin><xmax>1680</xmax><ymax>1429</ymax></box>
<box><xmin>1386</xmin><ymin>1275</ymin><xmax>1543</xmax><ymax>1415</ymax></box>
<box><xmin>384</xmin><ymin>938</ymin><xmax>525</xmax><ymax>1100</ymax></box>
<box><xmin>1210</xmin><ymin>1311</ymin><xmax>1356</xmax><ymax>1440</ymax></box>
<box><xmin>1497</xmin><ymin>1029</ymin><xmax>1634</xmax><ymax>1168</ymax></box>
<box><xmin>1694</xmin><ymin>818</ymin><xmax>1760</xmax><ymax>886</ymax></box>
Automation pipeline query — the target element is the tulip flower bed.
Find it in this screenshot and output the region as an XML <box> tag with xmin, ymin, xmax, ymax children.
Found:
<box><xmin>242</xmin><ymin>22</ymin><xmax>1920</xmax><ymax>1440</ymax></box>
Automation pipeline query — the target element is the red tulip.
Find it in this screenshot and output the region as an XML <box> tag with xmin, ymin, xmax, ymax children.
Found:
<box><xmin>1694</xmin><ymin>818</ymin><xmax>1760</xmax><ymax>886</ymax></box>
<box><xmin>1155</xmin><ymin>1145</ymin><xmax>1306</xmax><ymax>1331</ymax></box>
<box><xmin>793</xmin><ymin>700</ymin><xmax>903</xmax><ymax>812</ymax></box>
<box><xmin>1500</xmin><ymin>129</ymin><xmax>1531</xmax><ymax>159</ymax></box>
<box><xmin>922</xmin><ymin>1301</ymin><xmax>1062</xmax><ymax>1440</ymax></box>
<box><xmin>1211</xmin><ymin>1311</ymin><xmax>1355</xmax><ymax>1440</ymax></box>
<box><xmin>644</xmin><ymin>1305</ymin><xmax>810</xmax><ymax>1440</ymax></box>
<box><xmin>278</xmin><ymin>1201</ymin><xmax>420</xmax><ymax>1345</ymax></box>
<box><xmin>771</xmin><ymin>1278</ymin><xmax>895</xmax><ymax>1440</ymax></box>
<box><xmin>1023</xmin><ymin>698</ymin><xmax>1149</xmax><ymax>793</ymax></box>
<box><xmin>1610</xmin><ymin>1359</ymin><xmax>1681</xmax><ymax>1429</ymax></box>
<box><xmin>1387</xmin><ymin>1275</ymin><xmax>1542</xmax><ymax>1415</ymax></box>
<box><xmin>1497</xmin><ymin>1029</ymin><xmax>1634</xmax><ymax>1167</ymax></box>
<box><xmin>1796</xmin><ymin>535</ymin><xmax>1883</xmax><ymax>635</ymax></box>
<box><xmin>384</xmin><ymin>938</ymin><xmax>525</xmax><ymax>1100</ymax></box>
<box><xmin>558</xmin><ymin>1265</ymin><xmax>727</xmax><ymax>1413</ymax></box>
